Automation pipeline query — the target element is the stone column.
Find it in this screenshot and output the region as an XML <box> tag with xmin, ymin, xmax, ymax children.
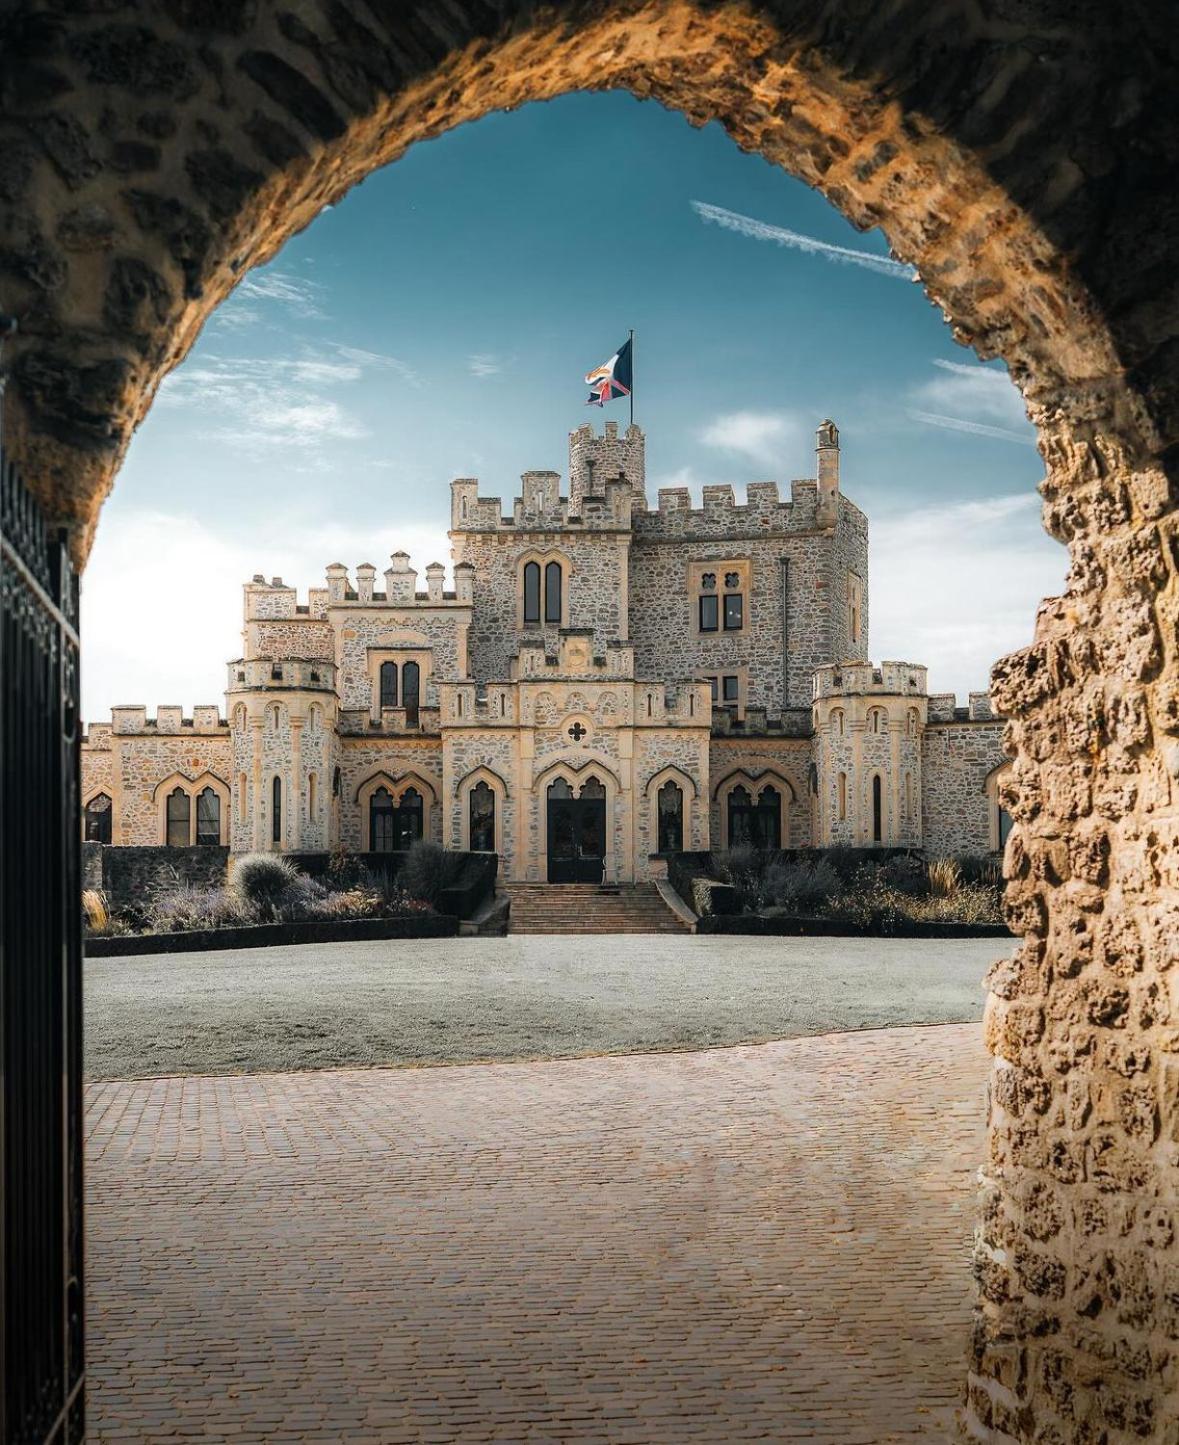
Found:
<box><xmin>289</xmin><ymin>717</ymin><xmax>302</xmax><ymax>852</ymax></box>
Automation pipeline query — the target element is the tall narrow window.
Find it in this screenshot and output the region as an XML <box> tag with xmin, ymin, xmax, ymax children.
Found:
<box><xmin>84</xmin><ymin>793</ymin><xmax>113</xmax><ymax>843</ymax></box>
<box><xmin>308</xmin><ymin>772</ymin><xmax>318</xmax><ymax>825</ymax></box>
<box><xmin>166</xmin><ymin>787</ymin><xmax>190</xmax><ymax>847</ymax></box>
<box><xmin>728</xmin><ymin>785</ymin><xmax>753</xmax><ymax>847</ymax></box>
<box><xmin>872</xmin><ymin>774</ymin><xmax>883</xmax><ymax>843</ymax></box>
<box><xmin>379</xmin><ymin>660</ymin><xmax>398</xmax><ymax>709</ymax></box>
<box><xmin>271</xmin><ymin>776</ymin><xmax>282</xmax><ymax>845</ymax></box>
<box><xmin>402</xmin><ymin>661</ymin><xmax>420</xmax><ymax>727</ymax></box>
<box><xmin>469</xmin><ymin>781</ymin><xmax>495</xmax><ymax>852</ymax></box>
<box><xmin>195</xmin><ymin>787</ymin><xmax>220</xmax><ymax>845</ymax></box>
<box><xmin>756</xmin><ymin>785</ymin><xmax>781</xmax><ymax>850</ymax></box>
<box><xmin>657</xmin><ymin>780</ymin><xmax>684</xmax><ymax>854</ymax></box>
<box><xmin>723</xmin><ymin>593</ymin><xmax>743</xmax><ymax>630</ymax></box>
<box><xmin>370</xmin><ymin>786</ymin><xmax>395</xmax><ymax>852</ymax></box>
<box><xmin>523</xmin><ymin>561</ymin><xmax>541</xmax><ymax>624</ymax></box>
<box><xmin>699</xmin><ymin>594</ymin><xmax>719</xmax><ymax>632</ymax></box>
<box><xmin>837</xmin><ymin>772</ymin><xmax>847</xmax><ymax>822</ymax></box>
<box><xmin>395</xmin><ymin>787</ymin><xmax>424</xmax><ymax>850</ymax></box>
<box><xmin>544</xmin><ymin>560</ymin><xmax>562</xmax><ymax>623</ymax></box>
<box><xmin>238</xmin><ymin>774</ymin><xmax>247</xmax><ymax>822</ymax></box>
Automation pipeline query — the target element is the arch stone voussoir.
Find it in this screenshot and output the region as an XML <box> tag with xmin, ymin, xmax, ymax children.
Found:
<box><xmin>2</xmin><ymin>5</ymin><xmax>1176</xmax><ymax>1441</ymax></box>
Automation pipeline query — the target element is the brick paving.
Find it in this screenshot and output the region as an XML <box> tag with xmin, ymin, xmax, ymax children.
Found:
<box><xmin>86</xmin><ymin>1023</ymin><xmax>985</xmax><ymax>1442</ymax></box>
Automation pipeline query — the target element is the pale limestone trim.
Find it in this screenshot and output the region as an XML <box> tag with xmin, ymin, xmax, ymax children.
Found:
<box><xmin>516</xmin><ymin>547</ymin><xmax>572</xmax><ymax>631</ymax></box>
<box><xmin>644</xmin><ymin>763</ymin><xmax>698</xmax><ymax>855</ymax></box>
<box><xmin>152</xmin><ymin>770</ymin><xmax>231</xmax><ymax>846</ymax></box>
<box><xmin>455</xmin><ymin>765</ymin><xmax>507</xmax><ymax>854</ymax></box>
<box><xmin>355</xmin><ymin>768</ymin><xmax>438</xmax><ymax>848</ymax></box>
<box><xmin>533</xmin><ymin>757</ymin><xmax>621</xmax><ymax>883</ymax></box>
<box><xmin>984</xmin><ymin>760</ymin><xmax>1015</xmax><ymax>853</ymax></box>
<box><xmin>713</xmin><ymin>768</ymin><xmax>794</xmax><ymax>850</ymax></box>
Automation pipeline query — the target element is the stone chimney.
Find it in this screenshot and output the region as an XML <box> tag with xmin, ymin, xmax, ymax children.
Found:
<box><xmin>816</xmin><ymin>419</ymin><xmax>839</xmax><ymax>527</ymax></box>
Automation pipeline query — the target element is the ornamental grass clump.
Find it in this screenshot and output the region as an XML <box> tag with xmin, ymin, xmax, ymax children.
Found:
<box><xmin>397</xmin><ymin>840</ymin><xmax>462</xmax><ymax>907</ymax></box>
<box><xmin>230</xmin><ymin>852</ymin><xmax>299</xmax><ymax>920</ymax></box>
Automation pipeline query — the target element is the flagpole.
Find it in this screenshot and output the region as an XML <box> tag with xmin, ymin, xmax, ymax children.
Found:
<box><xmin>629</xmin><ymin>328</ymin><xmax>634</xmax><ymax>426</ymax></box>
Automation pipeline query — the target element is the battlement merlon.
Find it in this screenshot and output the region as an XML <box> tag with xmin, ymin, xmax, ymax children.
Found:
<box><xmin>813</xmin><ymin>661</ymin><xmax>930</xmax><ymax>699</ymax></box>
<box><xmin>928</xmin><ymin>691</ymin><xmax>1002</xmax><ymax>723</ymax></box>
<box><xmin>102</xmin><ymin>705</ymin><xmax>228</xmax><ymax>735</ymax></box>
<box><xmin>450</xmin><ymin>476</ymin><xmax>640</xmax><ymax>534</ymax></box>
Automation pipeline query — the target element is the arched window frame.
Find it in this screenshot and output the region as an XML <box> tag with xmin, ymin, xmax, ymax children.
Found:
<box><xmin>356</xmin><ymin>771</ymin><xmax>437</xmax><ymax>852</ymax></box>
<box><xmin>153</xmin><ymin>772</ymin><xmax>230</xmax><ymax>846</ymax></box>
<box><xmin>535</xmin><ymin>760</ymin><xmax>620</xmax><ymax>883</ymax></box>
<box><xmin>456</xmin><ymin>767</ymin><xmax>508</xmax><ymax>855</ymax></box>
<box><xmin>645</xmin><ymin>766</ymin><xmax>697</xmax><ymax>856</ymax></box>
<box><xmin>714</xmin><ymin>771</ymin><xmax>794</xmax><ymax>851</ymax></box>
<box><xmin>517</xmin><ymin>550</ymin><xmax>571</xmax><ymax>631</ymax></box>
<box><xmin>83</xmin><ymin>791</ymin><xmax>113</xmax><ymax>844</ymax></box>
<box><xmin>985</xmin><ymin>762</ymin><xmax>1015</xmax><ymax>853</ymax></box>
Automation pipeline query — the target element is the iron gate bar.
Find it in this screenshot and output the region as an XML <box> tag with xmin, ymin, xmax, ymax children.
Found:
<box><xmin>0</xmin><ymin>441</ymin><xmax>86</xmax><ymax>1445</ymax></box>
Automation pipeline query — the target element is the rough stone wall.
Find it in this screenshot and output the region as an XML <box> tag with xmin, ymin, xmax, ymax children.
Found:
<box><xmin>89</xmin><ymin>731</ymin><xmax>231</xmax><ymax>845</ymax></box>
<box><xmin>4</xmin><ymin>4</ymin><xmax>1177</xmax><ymax>1438</ymax></box>
<box><xmin>98</xmin><ymin>845</ymin><xmax>229</xmax><ymax>912</ymax></box>
<box><xmin>336</xmin><ymin>740</ymin><xmax>443</xmax><ymax>853</ymax></box>
<box><xmin>630</xmin><ymin>492</ymin><xmax>867</xmax><ymax>710</ymax></box>
<box><xmin>454</xmin><ymin>529</ymin><xmax>628</xmax><ymax>682</ymax></box>
<box><xmin>331</xmin><ymin>607</ymin><xmax>467</xmax><ymax>710</ymax></box>
<box><xmin>568</xmin><ymin>420</ymin><xmax>646</xmax><ymax>511</ymax></box>
<box><xmin>709</xmin><ymin>737</ymin><xmax>812</xmax><ymax>849</ymax></box>
<box><xmin>922</xmin><ymin>721</ymin><xmax>1007</xmax><ymax>858</ymax></box>
<box><xmin>246</xmin><ymin>618</ymin><xmax>334</xmax><ymax>662</ymax></box>
<box><xmin>81</xmin><ymin>728</ymin><xmax>114</xmax><ymax>805</ymax></box>
<box><xmin>442</xmin><ymin>728</ymin><xmax>518</xmax><ymax>869</ymax></box>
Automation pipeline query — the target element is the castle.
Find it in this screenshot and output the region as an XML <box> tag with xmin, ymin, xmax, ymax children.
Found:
<box><xmin>81</xmin><ymin>420</ymin><xmax>1010</xmax><ymax>881</ymax></box>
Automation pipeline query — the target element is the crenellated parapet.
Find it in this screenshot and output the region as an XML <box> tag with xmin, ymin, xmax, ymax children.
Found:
<box><xmin>813</xmin><ymin>661</ymin><xmax>929</xmax><ymax>700</ymax></box>
<box><xmin>227</xmin><ymin>658</ymin><xmax>337</xmax><ymax>693</ymax></box>
<box><xmin>106</xmin><ymin>705</ymin><xmax>227</xmax><ymax>734</ymax></box>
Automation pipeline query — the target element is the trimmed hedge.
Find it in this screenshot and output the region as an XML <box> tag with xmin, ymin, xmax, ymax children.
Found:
<box><xmin>85</xmin><ymin>913</ymin><xmax>459</xmax><ymax>957</ymax></box>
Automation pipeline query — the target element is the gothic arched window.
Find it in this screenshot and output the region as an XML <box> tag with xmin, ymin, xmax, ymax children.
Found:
<box><xmin>379</xmin><ymin>661</ymin><xmax>398</xmax><ymax>709</ymax></box>
<box><xmin>523</xmin><ymin>561</ymin><xmax>541</xmax><ymax>624</ymax></box>
<box><xmin>271</xmin><ymin>776</ymin><xmax>283</xmax><ymax>845</ymax></box>
<box><xmin>657</xmin><ymin>780</ymin><xmax>684</xmax><ymax>854</ymax></box>
<box><xmin>727</xmin><ymin>785</ymin><xmax>753</xmax><ymax>847</ymax></box>
<box><xmin>84</xmin><ymin>793</ymin><xmax>112</xmax><ymax>844</ymax></box>
<box><xmin>166</xmin><ymin>787</ymin><xmax>190</xmax><ymax>847</ymax></box>
<box><xmin>195</xmin><ymin>786</ymin><xmax>220</xmax><ymax>845</ymax></box>
<box><xmin>872</xmin><ymin>774</ymin><xmax>883</xmax><ymax>843</ymax></box>
<box><xmin>756</xmin><ymin>785</ymin><xmax>782</xmax><ymax>850</ymax></box>
<box><xmin>395</xmin><ymin>787</ymin><xmax>424</xmax><ymax>850</ymax></box>
<box><xmin>544</xmin><ymin>560</ymin><xmax>562</xmax><ymax>624</ymax></box>
<box><xmin>402</xmin><ymin>662</ymin><xmax>420</xmax><ymax>727</ymax></box>
<box><xmin>469</xmin><ymin>781</ymin><xmax>495</xmax><ymax>852</ymax></box>
<box><xmin>370</xmin><ymin>786</ymin><xmax>395</xmax><ymax>852</ymax></box>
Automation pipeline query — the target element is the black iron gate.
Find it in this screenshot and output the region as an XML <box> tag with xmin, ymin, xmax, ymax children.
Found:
<box><xmin>0</xmin><ymin>445</ymin><xmax>85</xmax><ymax>1444</ymax></box>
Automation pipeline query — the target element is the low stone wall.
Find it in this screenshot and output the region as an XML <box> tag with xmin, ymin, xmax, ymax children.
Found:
<box><xmin>696</xmin><ymin>915</ymin><xmax>1012</xmax><ymax>938</ymax></box>
<box><xmin>96</xmin><ymin>846</ymin><xmax>230</xmax><ymax>912</ymax></box>
<box><xmin>85</xmin><ymin>913</ymin><xmax>459</xmax><ymax>957</ymax></box>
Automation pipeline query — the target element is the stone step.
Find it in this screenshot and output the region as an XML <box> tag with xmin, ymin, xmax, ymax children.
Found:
<box><xmin>504</xmin><ymin>882</ymin><xmax>689</xmax><ymax>936</ymax></box>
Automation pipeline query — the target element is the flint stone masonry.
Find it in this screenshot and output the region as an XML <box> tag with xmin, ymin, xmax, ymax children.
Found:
<box><xmin>35</xmin><ymin>7</ymin><xmax>1177</xmax><ymax>1437</ymax></box>
<box><xmin>922</xmin><ymin>721</ymin><xmax>1007</xmax><ymax>857</ymax></box>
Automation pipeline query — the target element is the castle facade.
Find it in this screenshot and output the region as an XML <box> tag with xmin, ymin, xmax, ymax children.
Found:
<box><xmin>81</xmin><ymin>421</ymin><xmax>1010</xmax><ymax>880</ymax></box>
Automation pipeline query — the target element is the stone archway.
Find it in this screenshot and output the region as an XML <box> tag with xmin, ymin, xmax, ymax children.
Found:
<box><xmin>1</xmin><ymin>6</ymin><xmax>1174</xmax><ymax>1440</ymax></box>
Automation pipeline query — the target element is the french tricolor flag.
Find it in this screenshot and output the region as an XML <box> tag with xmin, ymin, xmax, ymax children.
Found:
<box><xmin>585</xmin><ymin>337</ymin><xmax>633</xmax><ymax>407</ymax></box>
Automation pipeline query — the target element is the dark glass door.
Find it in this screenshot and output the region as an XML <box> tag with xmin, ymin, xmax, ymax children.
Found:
<box><xmin>546</xmin><ymin>778</ymin><xmax>606</xmax><ymax>882</ymax></box>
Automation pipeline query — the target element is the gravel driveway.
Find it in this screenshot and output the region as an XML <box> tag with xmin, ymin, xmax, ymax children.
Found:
<box><xmin>84</xmin><ymin>933</ymin><xmax>1001</xmax><ymax>1080</ymax></box>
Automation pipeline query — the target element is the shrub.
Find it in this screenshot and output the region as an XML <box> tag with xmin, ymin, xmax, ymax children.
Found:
<box><xmin>928</xmin><ymin>858</ymin><xmax>962</xmax><ymax>898</ymax></box>
<box><xmin>82</xmin><ymin>889</ymin><xmax>109</xmax><ymax>931</ymax></box>
<box><xmin>147</xmin><ymin>883</ymin><xmax>255</xmax><ymax>933</ymax></box>
<box><xmin>397</xmin><ymin>840</ymin><xmax>461</xmax><ymax>907</ymax></box>
<box><xmin>691</xmin><ymin>878</ymin><xmax>741</xmax><ymax>917</ymax></box>
<box><xmin>955</xmin><ymin>853</ymin><xmax>1003</xmax><ymax>887</ymax></box>
<box><xmin>879</xmin><ymin>853</ymin><xmax>929</xmax><ymax>897</ymax></box>
<box><xmin>230</xmin><ymin>852</ymin><xmax>299</xmax><ymax>918</ymax></box>
<box><xmin>763</xmin><ymin>858</ymin><xmax>844</xmax><ymax>913</ymax></box>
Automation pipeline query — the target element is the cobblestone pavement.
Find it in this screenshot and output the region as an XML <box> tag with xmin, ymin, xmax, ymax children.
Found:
<box><xmin>87</xmin><ymin>1023</ymin><xmax>985</xmax><ymax>1442</ymax></box>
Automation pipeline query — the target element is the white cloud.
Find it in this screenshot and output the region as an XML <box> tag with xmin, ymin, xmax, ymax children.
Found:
<box><xmin>871</xmin><ymin>491</ymin><xmax>1066</xmax><ymax>699</ymax></box>
<box><xmin>468</xmin><ymin>353</ymin><xmax>505</xmax><ymax>378</ymax></box>
<box><xmin>699</xmin><ymin>411</ymin><xmax>807</xmax><ymax>469</ymax></box>
<box><xmin>155</xmin><ymin>344</ymin><xmax>418</xmax><ymax>453</ymax></box>
<box><xmin>235</xmin><ymin>270</ymin><xmax>326</xmax><ymax>319</ymax></box>
<box><xmin>906</xmin><ymin>358</ymin><xmax>1035</xmax><ymax>446</ymax></box>
<box><xmin>82</xmin><ymin>508</ymin><xmax>452</xmax><ymax>720</ymax></box>
<box><xmin>692</xmin><ymin>200</ymin><xmax>916</xmax><ymax>280</ymax></box>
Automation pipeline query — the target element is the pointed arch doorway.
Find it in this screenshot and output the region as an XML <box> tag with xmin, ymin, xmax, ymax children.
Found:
<box><xmin>546</xmin><ymin>776</ymin><xmax>606</xmax><ymax>883</ymax></box>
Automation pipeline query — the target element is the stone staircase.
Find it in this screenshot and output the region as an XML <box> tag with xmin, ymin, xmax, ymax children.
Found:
<box><xmin>504</xmin><ymin>882</ymin><xmax>690</xmax><ymax>935</ymax></box>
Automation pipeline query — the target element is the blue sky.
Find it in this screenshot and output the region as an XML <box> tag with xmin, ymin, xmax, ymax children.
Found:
<box><xmin>83</xmin><ymin>91</ymin><xmax>1065</xmax><ymax>718</ymax></box>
